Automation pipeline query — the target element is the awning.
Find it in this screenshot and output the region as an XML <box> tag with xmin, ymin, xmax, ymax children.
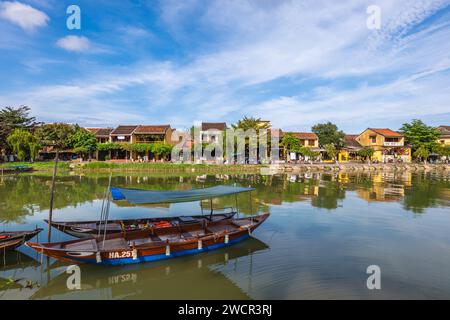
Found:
<box><xmin>110</xmin><ymin>185</ymin><xmax>254</xmax><ymax>204</ymax></box>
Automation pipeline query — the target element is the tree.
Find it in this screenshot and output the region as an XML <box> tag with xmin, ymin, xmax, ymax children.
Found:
<box><xmin>34</xmin><ymin>123</ymin><xmax>76</xmax><ymax>151</ymax></box>
<box><xmin>7</xmin><ymin>128</ymin><xmax>40</xmax><ymax>162</ymax></box>
<box><xmin>281</xmin><ymin>133</ymin><xmax>301</xmax><ymax>158</ymax></box>
<box><xmin>324</xmin><ymin>143</ymin><xmax>337</xmax><ymax>162</ymax></box>
<box><xmin>0</xmin><ymin>106</ymin><xmax>37</xmax><ymax>154</ymax></box>
<box><xmin>312</xmin><ymin>122</ymin><xmax>345</xmax><ymax>148</ymax></box>
<box><xmin>400</xmin><ymin>120</ymin><xmax>440</xmax><ymax>152</ymax></box>
<box><xmin>152</xmin><ymin>142</ymin><xmax>173</xmax><ymax>161</ymax></box>
<box><xmin>232</xmin><ymin>116</ymin><xmax>271</xmax><ymax>163</ymax></box>
<box><xmin>414</xmin><ymin>145</ymin><xmax>429</xmax><ymax>164</ymax></box>
<box><xmin>69</xmin><ymin>128</ymin><xmax>97</xmax><ymax>160</ymax></box>
<box><xmin>357</xmin><ymin>147</ymin><xmax>375</xmax><ymax>164</ymax></box>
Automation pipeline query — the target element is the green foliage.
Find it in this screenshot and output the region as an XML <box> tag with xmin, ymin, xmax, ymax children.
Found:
<box><xmin>0</xmin><ymin>106</ymin><xmax>37</xmax><ymax>153</ymax></box>
<box><xmin>151</xmin><ymin>142</ymin><xmax>173</xmax><ymax>159</ymax></box>
<box><xmin>432</xmin><ymin>144</ymin><xmax>450</xmax><ymax>157</ymax></box>
<box><xmin>357</xmin><ymin>147</ymin><xmax>375</xmax><ymax>158</ymax></box>
<box><xmin>232</xmin><ymin>116</ymin><xmax>270</xmax><ymax>132</ymax></box>
<box><xmin>34</xmin><ymin>123</ymin><xmax>76</xmax><ymax>150</ymax></box>
<box><xmin>324</xmin><ymin>143</ymin><xmax>337</xmax><ymax>160</ymax></box>
<box><xmin>96</xmin><ymin>142</ymin><xmax>122</xmax><ymax>151</ymax></box>
<box><xmin>7</xmin><ymin>128</ymin><xmax>40</xmax><ymax>161</ymax></box>
<box><xmin>414</xmin><ymin>145</ymin><xmax>429</xmax><ymax>162</ymax></box>
<box><xmin>69</xmin><ymin>128</ymin><xmax>97</xmax><ymax>155</ymax></box>
<box><xmin>281</xmin><ymin>133</ymin><xmax>301</xmax><ymax>154</ymax></box>
<box><xmin>400</xmin><ymin>119</ymin><xmax>440</xmax><ymax>152</ymax></box>
<box><xmin>312</xmin><ymin>122</ymin><xmax>345</xmax><ymax>148</ymax></box>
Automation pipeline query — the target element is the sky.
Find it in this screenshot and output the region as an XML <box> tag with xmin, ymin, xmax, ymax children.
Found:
<box><xmin>0</xmin><ymin>0</ymin><xmax>449</xmax><ymax>133</ymax></box>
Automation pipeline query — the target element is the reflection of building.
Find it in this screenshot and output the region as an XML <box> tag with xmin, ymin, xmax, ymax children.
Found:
<box><xmin>355</xmin><ymin>128</ymin><xmax>411</xmax><ymax>163</ymax></box>
<box><xmin>436</xmin><ymin>125</ymin><xmax>450</xmax><ymax>145</ymax></box>
<box><xmin>356</xmin><ymin>173</ymin><xmax>405</xmax><ymax>202</ymax></box>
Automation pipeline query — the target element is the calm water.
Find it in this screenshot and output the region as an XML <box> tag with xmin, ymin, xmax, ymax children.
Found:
<box><xmin>1</xmin><ymin>171</ymin><xmax>449</xmax><ymax>299</ymax></box>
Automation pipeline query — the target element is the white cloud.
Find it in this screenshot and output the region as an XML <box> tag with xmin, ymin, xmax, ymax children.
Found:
<box><xmin>0</xmin><ymin>1</ymin><xmax>49</xmax><ymax>32</ymax></box>
<box><xmin>56</xmin><ymin>35</ymin><xmax>91</xmax><ymax>52</ymax></box>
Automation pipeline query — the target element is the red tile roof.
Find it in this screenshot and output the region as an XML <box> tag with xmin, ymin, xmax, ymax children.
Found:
<box><xmin>368</xmin><ymin>128</ymin><xmax>403</xmax><ymax>137</ymax></box>
<box><xmin>110</xmin><ymin>125</ymin><xmax>138</xmax><ymax>135</ymax></box>
<box><xmin>95</xmin><ymin>128</ymin><xmax>114</xmax><ymax>137</ymax></box>
<box><xmin>290</xmin><ymin>132</ymin><xmax>318</xmax><ymax>140</ymax></box>
<box><xmin>85</xmin><ymin>128</ymin><xmax>100</xmax><ymax>134</ymax></box>
<box><xmin>201</xmin><ymin>122</ymin><xmax>227</xmax><ymax>131</ymax></box>
<box><xmin>134</xmin><ymin>125</ymin><xmax>171</xmax><ymax>134</ymax></box>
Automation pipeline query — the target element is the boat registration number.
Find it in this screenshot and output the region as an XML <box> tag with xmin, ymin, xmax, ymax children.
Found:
<box><xmin>109</xmin><ymin>251</ymin><xmax>132</xmax><ymax>259</ymax></box>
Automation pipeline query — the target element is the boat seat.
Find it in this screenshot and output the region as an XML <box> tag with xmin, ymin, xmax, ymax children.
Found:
<box><xmin>181</xmin><ymin>232</ymin><xmax>193</xmax><ymax>239</ymax></box>
<box><xmin>64</xmin><ymin>239</ymin><xmax>98</xmax><ymax>251</ymax></box>
<box><xmin>99</xmin><ymin>238</ymin><xmax>129</xmax><ymax>250</ymax></box>
<box><xmin>179</xmin><ymin>216</ymin><xmax>197</xmax><ymax>224</ymax></box>
<box><xmin>232</xmin><ymin>219</ymin><xmax>254</xmax><ymax>227</ymax></box>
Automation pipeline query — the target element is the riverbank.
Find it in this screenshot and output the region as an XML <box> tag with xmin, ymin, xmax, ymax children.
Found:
<box><xmin>266</xmin><ymin>162</ymin><xmax>450</xmax><ymax>174</ymax></box>
<box><xmin>2</xmin><ymin>161</ymin><xmax>449</xmax><ymax>175</ymax></box>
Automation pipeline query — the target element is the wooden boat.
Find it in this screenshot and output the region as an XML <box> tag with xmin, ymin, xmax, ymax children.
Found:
<box><xmin>47</xmin><ymin>212</ymin><xmax>236</xmax><ymax>238</ymax></box>
<box><xmin>26</xmin><ymin>214</ymin><xmax>269</xmax><ymax>265</ymax></box>
<box><xmin>0</xmin><ymin>229</ymin><xmax>43</xmax><ymax>252</ymax></box>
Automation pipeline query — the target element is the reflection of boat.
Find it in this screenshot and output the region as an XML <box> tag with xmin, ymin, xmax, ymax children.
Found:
<box><xmin>0</xmin><ymin>165</ymin><xmax>33</xmax><ymax>174</ymax></box>
<box><xmin>0</xmin><ymin>250</ymin><xmax>41</xmax><ymax>271</ymax></box>
<box><xmin>27</xmin><ymin>214</ymin><xmax>269</xmax><ymax>266</ymax></box>
<box><xmin>0</xmin><ymin>229</ymin><xmax>42</xmax><ymax>252</ymax></box>
<box><xmin>31</xmin><ymin>237</ymin><xmax>269</xmax><ymax>300</ymax></box>
<box><xmin>47</xmin><ymin>212</ymin><xmax>236</xmax><ymax>238</ymax></box>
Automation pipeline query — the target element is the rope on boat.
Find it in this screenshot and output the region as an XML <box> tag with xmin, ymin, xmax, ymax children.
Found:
<box><xmin>198</xmin><ymin>239</ymin><xmax>202</xmax><ymax>250</ymax></box>
<box><xmin>96</xmin><ymin>251</ymin><xmax>102</xmax><ymax>263</ymax></box>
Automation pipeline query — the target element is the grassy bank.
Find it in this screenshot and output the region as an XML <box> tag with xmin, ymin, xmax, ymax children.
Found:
<box><xmin>0</xmin><ymin>161</ymin><xmax>70</xmax><ymax>171</ymax></box>
<box><xmin>77</xmin><ymin>161</ymin><xmax>265</xmax><ymax>173</ymax></box>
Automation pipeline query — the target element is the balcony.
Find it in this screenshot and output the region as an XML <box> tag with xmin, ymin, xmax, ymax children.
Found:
<box><xmin>383</xmin><ymin>141</ymin><xmax>403</xmax><ymax>147</ymax></box>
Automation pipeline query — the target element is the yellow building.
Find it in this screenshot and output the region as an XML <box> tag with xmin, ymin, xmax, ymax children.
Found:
<box><xmin>437</xmin><ymin>125</ymin><xmax>450</xmax><ymax>145</ymax></box>
<box><xmin>355</xmin><ymin>128</ymin><xmax>411</xmax><ymax>163</ymax></box>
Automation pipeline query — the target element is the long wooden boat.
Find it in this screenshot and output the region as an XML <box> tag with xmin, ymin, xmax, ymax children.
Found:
<box><xmin>0</xmin><ymin>229</ymin><xmax>43</xmax><ymax>252</ymax></box>
<box><xmin>26</xmin><ymin>214</ymin><xmax>269</xmax><ymax>266</ymax></box>
<box><xmin>47</xmin><ymin>212</ymin><xmax>236</xmax><ymax>238</ymax></box>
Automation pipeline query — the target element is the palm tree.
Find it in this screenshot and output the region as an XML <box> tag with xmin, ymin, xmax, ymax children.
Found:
<box><xmin>232</xmin><ymin>117</ymin><xmax>271</xmax><ymax>163</ymax></box>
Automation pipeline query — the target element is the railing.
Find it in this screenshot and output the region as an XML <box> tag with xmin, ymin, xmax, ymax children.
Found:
<box><xmin>383</xmin><ymin>141</ymin><xmax>403</xmax><ymax>146</ymax></box>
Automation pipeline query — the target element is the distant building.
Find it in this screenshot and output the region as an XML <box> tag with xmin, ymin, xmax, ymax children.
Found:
<box><xmin>355</xmin><ymin>128</ymin><xmax>411</xmax><ymax>162</ymax></box>
<box><xmin>338</xmin><ymin>135</ymin><xmax>362</xmax><ymax>162</ymax></box>
<box><xmin>437</xmin><ymin>125</ymin><xmax>450</xmax><ymax>145</ymax></box>
<box><xmin>200</xmin><ymin>122</ymin><xmax>227</xmax><ymax>143</ymax></box>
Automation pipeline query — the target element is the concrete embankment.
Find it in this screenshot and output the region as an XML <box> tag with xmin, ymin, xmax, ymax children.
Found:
<box><xmin>265</xmin><ymin>163</ymin><xmax>450</xmax><ymax>174</ymax></box>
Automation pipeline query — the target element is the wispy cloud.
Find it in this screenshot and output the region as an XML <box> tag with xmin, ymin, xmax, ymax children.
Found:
<box><xmin>0</xmin><ymin>1</ymin><xmax>49</xmax><ymax>32</ymax></box>
<box><xmin>0</xmin><ymin>0</ymin><xmax>449</xmax><ymax>130</ymax></box>
<box><xmin>56</xmin><ymin>35</ymin><xmax>91</xmax><ymax>52</ymax></box>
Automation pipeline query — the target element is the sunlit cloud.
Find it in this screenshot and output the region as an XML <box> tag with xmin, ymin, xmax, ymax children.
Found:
<box><xmin>0</xmin><ymin>1</ymin><xmax>49</xmax><ymax>32</ymax></box>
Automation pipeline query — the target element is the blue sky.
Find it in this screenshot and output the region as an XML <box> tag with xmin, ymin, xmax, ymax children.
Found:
<box><xmin>0</xmin><ymin>0</ymin><xmax>449</xmax><ymax>133</ymax></box>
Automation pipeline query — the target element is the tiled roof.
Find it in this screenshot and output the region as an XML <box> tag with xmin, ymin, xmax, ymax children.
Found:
<box><xmin>437</xmin><ymin>125</ymin><xmax>450</xmax><ymax>135</ymax></box>
<box><xmin>344</xmin><ymin>134</ymin><xmax>362</xmax><ymax>149</ymax></box>
<box><xmin>85</xmin><ymin>128</ymin><xmax>100</xmax><ymax>134</ymax></box>
<box><xmin>134</xmin><ymin>125</ymin><xmax>171</xmax><ymax>134</ymax></box>
<box><xmin>368</xmin><ymin>128</ymin><xmax>403</xmax><ymax>137</ymax></box>
<box><xmin>95</xmin><ymin>128</ymin><xmax>114</xmax><ymax>137</ymax></box>
<box><xmin>110</xmin><ymin>125</ymin><xmax>138</xmax><ymax>135</ymax></box>
<box><xmin>290</xmin><ymin>132</ymin><xmax>318</xmax><ymax>140</ymax></box>
<box><xmin>201</xmin><ymin>122</ymin><xmax>227</xmax><ymax>131</ymax></box>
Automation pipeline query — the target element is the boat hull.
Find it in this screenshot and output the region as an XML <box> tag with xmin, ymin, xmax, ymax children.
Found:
<box><xmin>27</xmin><ymin>214</ymin><xmax>268</xmax><ymax>266</ymax></box>
<box><xmin>0</xmin><ymin>229</ymin><xmax>43</xmax><ymax>252</ymax></box>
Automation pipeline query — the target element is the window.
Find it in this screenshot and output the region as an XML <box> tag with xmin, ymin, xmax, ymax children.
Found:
<box><xmin>370</xmin><ymin>135</ymin><xmax>376</xmax><ymax>144</ymax></box>
<box><xmin>308</xmin><ymin>140</ymin><xmax>315</xmax><ymax>146</ymax></box>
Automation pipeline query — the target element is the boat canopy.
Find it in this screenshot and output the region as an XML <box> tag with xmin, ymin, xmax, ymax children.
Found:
<box><xmin>110</xmin><ymin>185</ymin><xmax>255</xmax><ymax>204</ymax></box>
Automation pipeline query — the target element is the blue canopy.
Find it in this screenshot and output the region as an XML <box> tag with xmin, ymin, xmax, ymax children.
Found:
<box><xmin>110</xmin><ymin>185</ymin><xmax>254</xmax><ymax>204</ymax></box>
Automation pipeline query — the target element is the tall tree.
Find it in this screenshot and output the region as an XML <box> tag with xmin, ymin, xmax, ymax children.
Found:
<box><xmin>69</xmin><ymin>128</ymin><xmax>97</xmax><ymax>160</ymax></box>
<box><xmin>34</xmin><ymin>123</ymin><xmax>76</xmax><ymax>151</ymax></box>
<box><xmin>312</xmin><ymin>122</ymin><xmax>345</xmax><ymax>148</ymax></box>
<box><xmin>0</xmin><ymin>106</ymin><xmax>37</xmax><ymax>154</ymax></box>
<box><xmin>7</xmin><ymin>128</ymin><xmax>40</xmax><ymax>162</ymax></box>
<box><xmin>400</xmin><ymin>119</ymin><xmax>440</xmax><ymax>152</ymax></box>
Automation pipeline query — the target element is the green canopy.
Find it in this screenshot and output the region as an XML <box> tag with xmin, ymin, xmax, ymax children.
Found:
<box><xmin>111</xmin><ymin>185</ymin><xmax>254</xmax><ymax>205</ymax></box>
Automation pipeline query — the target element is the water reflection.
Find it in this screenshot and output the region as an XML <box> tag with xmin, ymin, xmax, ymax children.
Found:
<box><xmin>1</xmin><ymin>172</ymin><xmax>448</xmax><ymax>224</ymax></box>
<box><xmin>30</xmin><ymin>238</ymin><xmax>269</xmax><ymax>300</ymax></box>
<box><xmin>1</xmin><ymin>171</ymin><xmax>450</xmax><ymax>299</ymax></box>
